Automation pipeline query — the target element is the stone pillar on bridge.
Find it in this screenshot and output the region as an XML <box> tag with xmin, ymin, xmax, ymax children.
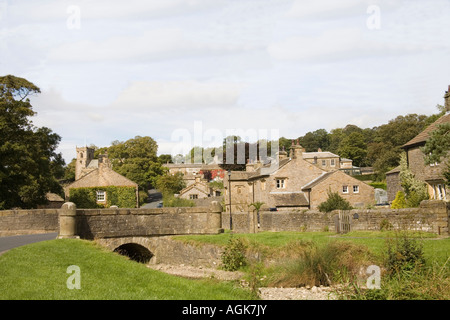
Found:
<box><xmin>58</xmin><ymin>202</ymin><xmax>79</xmax><ymax>239</ymax></box>
<box><xmin>208</xmin><ymin>201</ymin><xmax>223</xmax><ymax>233</ymax></box>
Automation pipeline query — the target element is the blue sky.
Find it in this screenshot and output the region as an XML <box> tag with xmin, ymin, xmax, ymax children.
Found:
<box><xmin>1</xmin><ymin>0</ymin><xmax>450</xmax><ymax>163</ymax></box>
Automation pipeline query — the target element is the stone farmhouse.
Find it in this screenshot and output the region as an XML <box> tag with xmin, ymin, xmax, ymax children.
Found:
<box><xmin>224</xmin><ymin>141</ymin><xmax>375</xmax><ymax>212</ymax></box>
<box><xmin>386</xmin><ymin>86</ymin><xmax>450</xmax><ymax>202</ymax></box>
<box><xmin>178</xmin><ymin>176</ymin><xmax>222</xmax><ymax>200</ymax></box>
<box><xmin>64</xmin><ymin>146</ymin><xmax>139</xmax><ymax>207</ymax></box>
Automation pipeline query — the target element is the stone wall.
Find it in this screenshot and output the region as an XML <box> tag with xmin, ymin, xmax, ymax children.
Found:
<box><xmin>0</xmin><ymin>209</ymin><xmax>59</xmax><ymax>236</ymax></box>
<box><xmin>75</xmin><ymin>203</ymin><xmax>223</xmax><ymax>239</ymax></box>
<box><xmin>222</xmin><ymin>200</ymin><xmax>449</xmax><ymax>235</ymax></box>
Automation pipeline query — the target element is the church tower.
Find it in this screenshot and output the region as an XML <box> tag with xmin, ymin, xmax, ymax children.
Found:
<box><xmin>75</xmin><ymin>146</ymin><xmax>95</xmax><ymax>180</ymax></box>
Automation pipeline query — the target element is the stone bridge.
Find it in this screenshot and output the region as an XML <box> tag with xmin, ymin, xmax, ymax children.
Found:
<box><xmin>58</xmin><ymin>202</ymin><xmax>223</xmax><ymax>263</ymax></box>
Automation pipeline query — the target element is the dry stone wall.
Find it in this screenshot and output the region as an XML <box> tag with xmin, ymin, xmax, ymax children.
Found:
<box><xmin>223</xmin><ymin>200</ymin><xmax>449</xmax><ymax>235</ymax></box>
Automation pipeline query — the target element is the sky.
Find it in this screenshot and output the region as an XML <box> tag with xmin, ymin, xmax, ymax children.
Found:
<box><xmin>1</xmin><ymin>0</ymin><xmax>450</xmax><ymax>163</ymax></box>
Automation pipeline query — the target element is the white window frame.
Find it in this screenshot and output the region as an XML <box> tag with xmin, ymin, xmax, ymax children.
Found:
<box><xmin>189</xmin><ymin>194</ymin><xmax>199</xmax><ymax>200</ymax></box>
<box><xmin>330</xmin><ymin>159</ymin><xmax>335</xmax><ymax>167</ymax></box>
<box><xmin>322</xmin><ymin>160</ymin><xmax>326</xmax><ymax>166</ymax></box>
<box><xmin>276</xmin><ymin>179</ymin><xmax>285</xmax><ymax>189</ymax></box>
<box><xmin>96</xmin><ymin>190</ymin><xmax>106</xmax><ymax>202</ymax></box>
<box><xmin>353</xmin><ymin>185</ymin><xmax>359</xmax><ymax>193</ymax></box>
<box><xmin>434</xmin><ymin>184</ymin><xmax>446</xmax><ymax>200</ymax></box>
<box><xmin>342</xmin><ymin>185</ymin><xmax>349</xmax><ymax>194</ymax></box>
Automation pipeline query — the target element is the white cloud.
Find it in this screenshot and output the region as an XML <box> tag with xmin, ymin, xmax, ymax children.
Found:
<box><xmin>267</xmin><ymin>26</ymin><xmax>438</xmax><ymax>62</ymax></box>
<box><xmin>111</xmin><ymin>80</ymin><xmax>243</xmax><ymax>111</ymax></box>
<box><xmin>286</xmin><ymin>0</ymin><xmax>368</xmax><ymax>19</ymax></box>
<box><xmin>6</xmin><ymin>0</ymin><xmax>225</xmax><ymax>23</ymax></box>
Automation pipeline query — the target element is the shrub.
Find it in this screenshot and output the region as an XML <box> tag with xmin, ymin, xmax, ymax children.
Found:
<box><xmin>221</xmin><ymin>237</ymin><xmax>248</xmax><ymax>271</ymax></box>
<box><xmin>162</xmin><ymin>194</ymin><xmax>195</xmax><ymax>207</ymax></box>
<box><xmin>384</xmin><ymin>235</ymin><xmax>426</xmax><ymax>275</ymax></box>
<box><xmin>380</xmin><ymin>219</ymin><xmax>393</xmax><ymax>231</ymax></box>
<box><xmin>318</xmin><ymin>190</ymin><xmax>352</xmax><ymax>213</ymax></box>
<box><xmin>391</xmin><ymin>191</ymin><xmax>407</xmax><ymax>209</ymax></box>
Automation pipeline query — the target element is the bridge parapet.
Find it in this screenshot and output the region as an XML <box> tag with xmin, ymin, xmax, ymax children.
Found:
<box><xmin>57</xmin><ymin>201</ymin><xmax>223</xmax><ymax>239</ymax></box>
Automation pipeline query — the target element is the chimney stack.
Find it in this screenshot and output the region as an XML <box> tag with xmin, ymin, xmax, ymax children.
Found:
<box><xmin>290</xmin><ymin>139</ymin><xmax>305</xmax><ymax>159</ymax></box>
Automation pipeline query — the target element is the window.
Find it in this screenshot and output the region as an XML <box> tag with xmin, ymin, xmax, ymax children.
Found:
<box><xmin>189</xmin><ymin>194</ymin><xmax>198</xmax><ymax>200</ymax></box>
<box><xmin>322</xmin><ymin>160</ymin><xmax>326</xmax><ymax>166</ymax></box>
<box><xmin>434</xmin><ymin>184</ymin><xmax>446</xmax><ymax>200</ymax></box>
<box><xmin>96</xmin><ymin>190</ymin><xmax>106</xmax><ymax>202</ymax></box>
<box><xmin>276</xmin><ymin>179</ymin><xmax>285</xmax><ymax>189</ymax></box>
<box><xmin>330</xmin><ymin>159</ymin><xmax>335</xmax><ymax>167</ymax></box>
<box><xmin>353</xmin><ymin>185</ymin><xmax>359</xmax><ymax>193</ymax></box>
<box><xmin>342</xmin><ymin>185</ymin><xmax>348</xmax><ymax>194</ymax></box>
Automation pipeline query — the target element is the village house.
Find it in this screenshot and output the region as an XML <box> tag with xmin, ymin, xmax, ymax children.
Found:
<box><xmin>64</xmin><ymin>146</ymin><xmax>139</xmax><ymax>207</ymax></box>
<box><xmin>224</xmin><ymin>141</ymin><xmax>375</xmax><ymax>212</ymax></box>
<box><xmin>178</xmin><ymin>176</ymin><xmax>222</xmax><ymax>200</ymax></box>
<box><xmin>163</xmin><ymin>156</ymin><xmax>225</xmax><ymax>187</ymax></box>
<box><xmin>387</xmin><ymin>86</ymin><xmax>450</xmax><ymax>202</ymax></box>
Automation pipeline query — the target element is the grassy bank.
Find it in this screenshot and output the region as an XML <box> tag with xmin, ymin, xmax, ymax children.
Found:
<box><xmin>0</xmin><ymin>238</ymin><xmax>256</xmax><ymax>300</ymax></box>
<box><xmin>176</xmin><ymin>230</ymin><xmax>450</xmax><ymax>299</ymax></box>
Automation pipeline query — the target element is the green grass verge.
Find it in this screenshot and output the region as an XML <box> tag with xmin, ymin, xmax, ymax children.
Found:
<box><xmin>174</xmin><ymin>230</ymin><xmax>450</xmax><ymax>265</ymax></box>
<box><xmin>0</xmin><ymin>239</ymin><xmax>256</xmax><ymax>300</ymax></box>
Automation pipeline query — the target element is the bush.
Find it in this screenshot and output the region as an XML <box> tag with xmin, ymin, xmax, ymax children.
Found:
<box><xmin>221</xmin><ymin>237</ymin><xmax>248</xmax><ymax>271</ymax></box>
<box><xmin>318</xmin><ymin>190</ymin><xmax>352</xmax><ymax>213</ymax></box>
<box><xmin>384</xmin><ymin>234</ymin><xmax>426</xmax><ymax>275</ymax></box>
<box><xmin>162</xmin><ymin>194</ymin><xmax>195</xmax><ymax>207</ymax></box>
<box><xmin>380</xmin><ymin>219</ymin><xmax>393</xmax><ymax>231</ymax></box>
<box><xmin>391</xmin><ymin>191</ymin><xmax>407</xmax><ymax>209</ymax></box>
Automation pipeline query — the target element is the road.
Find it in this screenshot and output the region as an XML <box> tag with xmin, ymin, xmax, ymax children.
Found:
<box><xmin>0</xmin><ymin>232</ymin><xmax>58</xmax><ymax>255</ymax></box>
<box><xmin>140</xmin><ymin>189</ymin><xmax>163</xmax><ymax>208</ymax></box>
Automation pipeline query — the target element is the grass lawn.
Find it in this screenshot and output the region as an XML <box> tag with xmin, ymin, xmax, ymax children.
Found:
<box><xmin>0</xmin><ymin>238</ymin><xmax>256</xmax><ymax>300</ymax></box>
<box><xmin>174</xmin><ymin>230</ymin><xmax>450</xmax><ymax>265</ymax></box>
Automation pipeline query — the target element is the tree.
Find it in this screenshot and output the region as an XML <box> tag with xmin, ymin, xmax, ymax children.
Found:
<box><xmin>0</xmin><ymin>75</ymin><xmax>64</xmax><ymax>209</ymax></box>
<box><xmin>249</xmin><ymin>201</ymin><xmax>265</xmax><ymax>227</ymax></box>
<box><xmin>155</xmin><ymin>172</ymin><xmax>186</xmax><ymax>196</ymax></box>
<box><xmin>422</xmin><ymin>122</ymin><xmax>450</xmax><ymax>186</ymax></box>
<box><xmin>337</xmin><ymin>132</ymin><xmax>368</xmax><ymax>167</ymax></box>
<box><xmin>298</xmin><ymin>129</ymin><xmax>330</xmax><ymax>152</ymax></box>
<box><xmin>398</xmin><ymin>153</ymin><xmax>429</xmax><ymax>207</ymax></box>
<box><xmin>104</xmin><ymin>136</ymin><xmax>163</xmax><ymax>190</ymax></box>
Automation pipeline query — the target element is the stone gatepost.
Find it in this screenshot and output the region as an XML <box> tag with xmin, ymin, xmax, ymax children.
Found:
<box><xmin>58</xmin><ymin>202</ymin><xmax>79</xmax><ymax>239</ymax></box>
<box><xmin>208</xmin><ymin>201</ymin><xmax>224</xmax><ymax>234</ymax></box>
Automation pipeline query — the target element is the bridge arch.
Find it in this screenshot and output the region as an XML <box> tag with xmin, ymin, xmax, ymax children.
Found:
<box><xmin>113</xmin><ymin>243</ymin><xmax>153</xmax><ymax>263</ymax></box>
<box><xmin>95</xmin><ymin>237</ymin><xmax>158</xmax><ymax>264</ymax></box>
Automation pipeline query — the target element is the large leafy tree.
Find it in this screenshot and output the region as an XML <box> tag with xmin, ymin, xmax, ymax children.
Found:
<box><xmin>103</xmin><ymin>136</ymin><xmax>164</xmax><ymax>190</ymax></box>
<box><xmin>337</xmin><ymin>131</ymin><xmax>368</xmax><ymax>167</ymax></box>
<box><xmin>0</xmin><ymin>75</ymin><xmax>64</xmax><ymax>209</ymax></box>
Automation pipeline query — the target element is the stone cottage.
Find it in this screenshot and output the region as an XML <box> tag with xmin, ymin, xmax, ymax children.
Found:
<box><xmin>224</xmin><ymin>141</ymin><xmax>375</xmax><ymax>212</ymax></box>
<box><xmin>178</xmin><ymin>176</ymin><xmax>222</xmax><ymax>200</ymax></box>
<box><xmin>65</xmin><ymin>146</ymin><xmax>139</xmax><ymax>207</ymax></box>
<box><xmin>387</xmin><ymin>86</ymin><xmax>450</xmax><ymax>202</ymax></box>
<box><xmin>163</xmin><ymin>156</ymin><xmax>225</xmax><ymax>187</ymax></box>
